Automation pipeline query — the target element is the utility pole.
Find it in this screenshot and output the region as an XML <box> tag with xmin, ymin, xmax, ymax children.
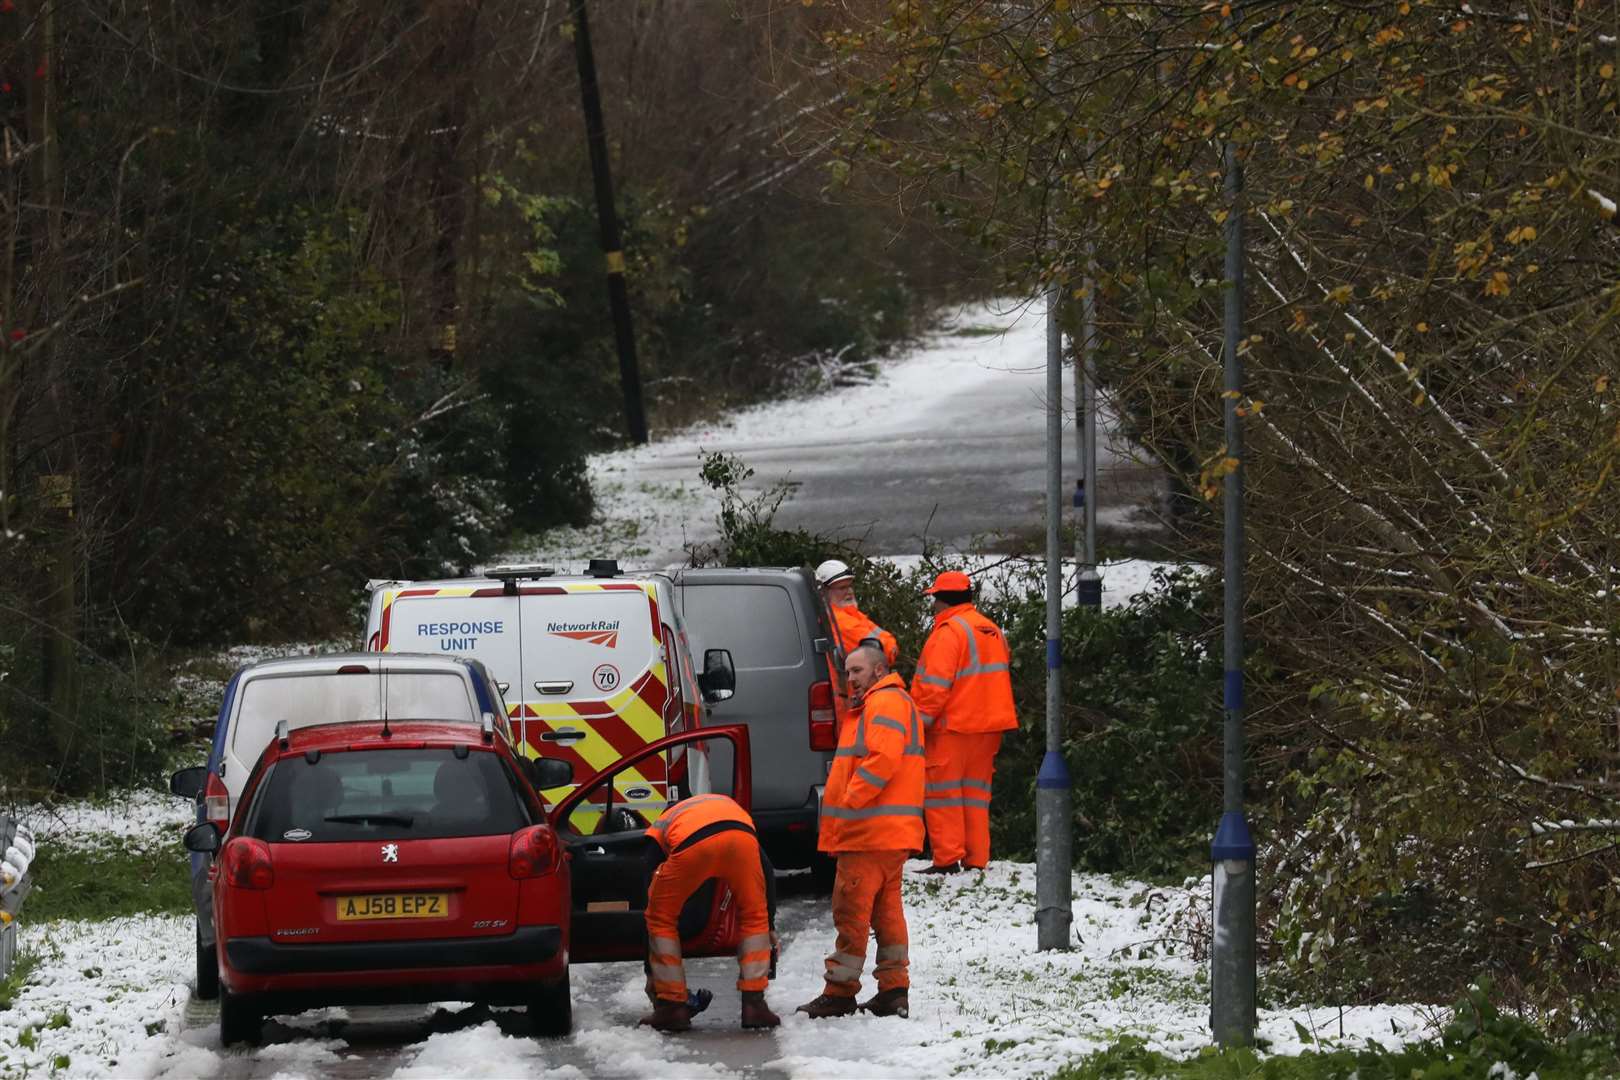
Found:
<box><xmin>1036</xmin><ymin>280</ymin><xmax>1073</xmax><ymax>953</ymax></box>
<box><xmin>570</xmin><ymin>0</ymin><xmax>648</xmax><ymax>445</ymax></box>
<box><xmin>1210</xmin><ymin>75</ymin><xmax>1257</xmax><ymax>1046</ymax></box>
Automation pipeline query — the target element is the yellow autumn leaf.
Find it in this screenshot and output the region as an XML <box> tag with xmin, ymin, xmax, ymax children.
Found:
<box><xmin>1484</xmin><ymin>271</ymin><xmax>1512</xmax><ymax>297</ymax></box>
<box><xmin>1416</xmin><ymin>322</ymin><xmax>1430</xmax><ymax>332</ymax></box>
<box><xmin>1598</xmin><ymin>375</ymin><xmax>1611</xmax><ymax>394</ymax></box>
<box><xmin>1603</xmin><ymin>63</ymin><xmax>1615</xmax><ymax>79</ymax></box>
<box><xmin>1327</xmin><ymin>284</ymin><xmax>1354</xmax><ymax>303</ymax></box>
<box><xmin>1507</xmin><ymin>225</ymin><xmax>1538</xmax><ymax>244</ymax></box>
<box><xmin>1364</xmin><ymin>174</ymin><xmax>1376</xmax><ymax>191</ymax></box>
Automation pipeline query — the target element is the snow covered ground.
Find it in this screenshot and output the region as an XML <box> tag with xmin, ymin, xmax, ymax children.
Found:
<box><xmin>501</xmin><ymin>299</ymin><xmax>1165</xmax><ymax>573</ymax></box>
<box><xmin>0</xmin><ymin>862</ymin><xmax>1437</xmax><ymax>1079</ymax></box>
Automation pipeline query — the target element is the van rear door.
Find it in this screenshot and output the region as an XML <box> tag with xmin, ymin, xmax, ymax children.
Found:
<box><xmin>375</xmin><ymin>587</ymin><xmax>525</xmax><ymax>738</ymax></box>
<box><xmin>516</xmin><ymin>582</ymin><xmax>673</xmax><ymax>821</ymax></box>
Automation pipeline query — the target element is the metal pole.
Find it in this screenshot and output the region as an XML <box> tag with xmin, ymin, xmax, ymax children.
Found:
<box><xmin>1211</xmin><ymin>101</ymin><xmax>1257</xmax><ymax>1046</ymax></box>
<box><xmin>1076</xmin><ymin>245</ymin><xmax>1101</xmax><ymax>608</ymax></box>
<box><xmin>570</xmin><ymin>0</ymin><xmax>649</xmax><ymax>445</ymax></box>
<box><xmin>1037</xmin><ymin>281</ymin><xmax>1074</xmax><ymax>952</ymax></box>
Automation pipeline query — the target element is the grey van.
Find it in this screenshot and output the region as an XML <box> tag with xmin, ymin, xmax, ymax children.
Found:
<box><xmin>671</xmin><ymin>567</ymin><xmax>842</xmax><ymax>870</ymax></box>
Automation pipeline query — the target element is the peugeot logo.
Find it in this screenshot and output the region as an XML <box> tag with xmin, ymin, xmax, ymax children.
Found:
<box><xmin>382</xmin><ymin>843</ymin><xmax>399</xmax><ymax>863</ymax></box>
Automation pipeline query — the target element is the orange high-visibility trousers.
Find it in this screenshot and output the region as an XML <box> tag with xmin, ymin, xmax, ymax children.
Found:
<box><xmin>645</xmin><ymin>829</ymin><xmax>773</xmax><ymax>1003</ymax></box>
<box><xmin>924</xmin><ymin>730</ymin><xmax>1001</xmax><ymax>868</ymax></box>
<box><xmin>822</xmin><ymin>849</ymin><xmax>910</xmax><ymax>998</ymax></box>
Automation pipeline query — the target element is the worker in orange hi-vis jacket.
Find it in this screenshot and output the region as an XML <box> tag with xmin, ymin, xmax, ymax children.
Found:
<box><xmin>909</xmin><ymin>570</ymin><xmax>1018</xmax><ymax>874</ymax></box>
<box><xmin>816</xmin><ymin>559</ymin><xmax>900</xmax><ymax>666</ymax></box>
<box><xmin>639</xmin><ymin>794</ymin><xmax>780</xmax><ymax>1032</ymax></box>
<box><xmin>797</xmin><ymin>644</ymin><xmax>926</xmax><ymax>1021</ymax></box>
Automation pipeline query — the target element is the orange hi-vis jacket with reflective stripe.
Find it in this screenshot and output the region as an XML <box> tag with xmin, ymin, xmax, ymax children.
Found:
<box><xmin>646</xmin><ymin>793</ymin><xmax>755</xmax><ymax>855</ymax></box>
<box><xmin>831</xmin><ymin>603</ymin><xmax>899</xmax><ymax>666</ymax></box>
<box><xmin>819</xmin><ymin>673</ymin><xmax>925</xmax><ymax>853</ymax></box>
<box><xmin>910</xmin><ymin>604</ymin><xmax>1018</xmax><ymax>735</ymax></box>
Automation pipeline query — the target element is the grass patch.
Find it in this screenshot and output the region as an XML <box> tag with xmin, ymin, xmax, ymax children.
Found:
<box><xmin>949</xmin><ymin>324</ymin><xmax>1008</xmax><ymax>337</ymax></box>
<box><xmin>1052</xmin><ymin>984</ymin><xmax>1620</xmax><ymax>1079</ymax></box>
<box><xmin>0</xmin><ymin>948</ymin><xmax>40</xmax><ymax>1010</ymax></box>
<box><xmin>25</xmin><ymin>843</ymin><xmax>191</xmax><ymax>922</ymax></box>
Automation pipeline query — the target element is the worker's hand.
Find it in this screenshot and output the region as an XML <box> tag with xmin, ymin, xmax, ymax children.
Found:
<box><xmin>770</xmin><ymin>931</ymin><xmax>781</xmax><ymax>952</ymax></box>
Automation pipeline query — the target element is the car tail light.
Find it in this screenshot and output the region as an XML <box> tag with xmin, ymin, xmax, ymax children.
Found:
<box><xmin>509</xmin><ymin>825</ymin><xmax>561</xmax><ymax>879</ymax></box>
<box><xmin>808</xmin><ymin>680</ymin><xmax>837</xmax><ymax>752</ymax></box>
<box><xmin>222</xmin><ymin>837</ymin><xmax>274</xmax><ymax>890</ymax></box>
<box><xmin>204</xmin><ymin>772</ymin><xmax>230</xmax><ymax>830</ymax></box>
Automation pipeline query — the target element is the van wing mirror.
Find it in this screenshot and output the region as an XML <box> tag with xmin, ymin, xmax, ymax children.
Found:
<box><xmin>184</xmin><ymin>822</ymin><xmax>221</xmax><ymax>853</ymax></box>
<box><xmin>698</xmin><ymin>648</ymin><xmax>736</xmax><ymax>704</ymax></box>
<box><xmin>170</xmin><ymin>765</ymin><xmax>207</xmax><ymax>800</ymax></box>
<box><xmin>525</xmin><ymin>757</ymin><xmax>574</xmax><ymax>791</ymax></box>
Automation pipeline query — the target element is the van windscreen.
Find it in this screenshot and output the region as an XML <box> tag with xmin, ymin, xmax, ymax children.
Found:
<box><xmin>232</xmin><ymin>671</ymin><xmax>476</xmax><ymax>759</ymax></box>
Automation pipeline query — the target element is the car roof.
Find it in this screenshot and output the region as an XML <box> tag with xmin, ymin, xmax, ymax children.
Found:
<box><xmin>234</xmin><ymin>651</ymin><xmax>484</xmax><ymax>679</ymax></box>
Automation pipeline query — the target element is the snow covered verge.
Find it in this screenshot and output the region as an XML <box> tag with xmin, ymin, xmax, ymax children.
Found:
<box><xmin>0</xmin><ymin>862</ymin><xmax>1437</xmax><ymax>1079</ymax></box>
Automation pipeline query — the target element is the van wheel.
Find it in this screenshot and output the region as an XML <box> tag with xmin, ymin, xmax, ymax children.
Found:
<box><xmin>529</xmin><ymin>969</ymin><xmax>572</xmax><ymax>1038</ymax></box>
<box><xmin>195</xmin><ymin>921</ymin><xmax>219</xmax><ymax>1001</ymax></box>
<box><xmin>219</xmin><ymin>986</ymin><xmax>261</xmax><ymax>1047</ymax></box>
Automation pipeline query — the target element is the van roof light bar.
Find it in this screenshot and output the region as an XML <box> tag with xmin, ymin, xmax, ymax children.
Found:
<box><xmin>486</xmin><ymin>563</ymin><xmax>557</xmax><ymax>595</ymax></box>
<box><xmin>480</xmin><ymin>711</ymin><xmax>496</xmax><ymax>743</ymax></box>
<box><xmin>587</xmin><ymin>558</ymin><xmax>620</xmax><ymax>578</ymax></box>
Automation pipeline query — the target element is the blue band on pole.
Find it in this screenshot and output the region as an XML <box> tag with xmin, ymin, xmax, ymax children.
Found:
<box><xmin>1047</xmin><ymin>639</ymin><xmax>1061</xmax><ymax>669</ymax></box>
<box><xmin>1211</xmin><ymin>811</ymin><xmax>1255</xmax><ymax>860</ymax></box>
<box><xmin>1036</xmin><ymin>750</ymin><xmax>1071</xmax><ymax>789</ymax></box>
<box><xmin>1224</xmin><ymin>669</ymin><xmax>1243</xmax><ymax>711</ymax></box>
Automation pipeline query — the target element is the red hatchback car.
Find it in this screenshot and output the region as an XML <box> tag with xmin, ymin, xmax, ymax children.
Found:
<box><xmin>185</xmin><ymin>715</ymin><xmax>753</xmax><ymax>1046</ymax></box>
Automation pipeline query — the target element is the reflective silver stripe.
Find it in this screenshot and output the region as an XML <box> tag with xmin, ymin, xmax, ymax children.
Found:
<box><xmin>856</xmin><ymin>765</ymin><xmax>886</xmax><ymax>788</ymax></box>
<box><xmin>916</xmin><ymin>672</ymin><xmax>952</xmax><ymax>688</ymax></box>
<box><xmin>960</xmin><ymin>778</ymin><xmax>993</xmax><ymax>793</ymax></box>
<box><xmin>875</xmin><ymin>944</ymin><xmax>909</xmax><ymax>962</ymax></box>
<box><xmin>832</xmin><ymin>950</ymin><xmax>863</xmax><ymax>967</ymax></box>
<box><xmin>949</xmin><ymin>616</ymin><xmax>1009</xmax><ymax>677</ymax></box>
<box><xmin>924</xmin><ymin>795</ymin><xmax>991</xmax><ymax>808</ymax></box>
<box><xmin>871</xmin><ymin>716</ymin><xmax>909</xmax><ymax>737</ymax></box>
<box><xmin>739</xmin><ymin>933</ymin><xmax>773</xmax><ymax>954</ymax></box>
<box><xmin>904</xmin><ymin>746</ymin><xmax>925</xmax><ymax>756</ymax></box>
<box><xmin>650</xmin><ymin>937</ymin><xmax>682</xmax><ymax>956</ymax></box>
<box><xmin>918</xmin><ymin>711</ymin><xmax>936</xmax><ymax>728</ymax></box>
<box><xmin>826</xmin><ymin>963</ymin><xmax>862</xmax><ymax>982</ymax></box>
<box><xmin>834</xmin><ymin>746</ymin><xmax>864</xmax><ymax>758</ymax></box>
<box><xmin>821</xmin><ymin>804</ymin><xmax>924</xmax><ymax>820</ymax></box>
<box><xmin>925</xmin><ymin>781</ymin><xmax>961</xmax><ymax>792</ymax></box>
<box><xmin>740</xmin><ymin>959</ymin><xmax>771</xmax><ymax>979</ymax></box>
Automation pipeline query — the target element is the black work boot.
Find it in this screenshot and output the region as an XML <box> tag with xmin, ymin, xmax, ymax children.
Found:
<box><xmin>740</xmin><ymin>990</ymin><xmax>781</xmax><ymax>1029</ymax></box>
<box><xmin>795</xmin><ymin>993</ymin><xmax>858</xmax><ymax>1019</ymax></box>
<box><xmin>859</xmin><ymin>987</ymin><xmax>910</xmax><ymax>1018</ymax></box>
<box><xmin>917</xmin><ymin>861</ymin><xmax>962</xmax><ymax>875</ymax></box>
<box><xmin>638</xmin><ymin>998</ymin><xmax>693</xmax><ymax>1032</ymax></box>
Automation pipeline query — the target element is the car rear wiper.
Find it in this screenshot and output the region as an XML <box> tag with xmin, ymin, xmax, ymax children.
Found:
<box><xmin>323</xmin><ymin>813</ymin><xmax>415</xmax><ymax>827</ymax></box>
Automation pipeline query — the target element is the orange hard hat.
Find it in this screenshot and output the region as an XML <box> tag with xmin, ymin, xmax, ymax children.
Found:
<box><xmin>922</xmin><ymin>570</ymin><xmax>972</xmax><ymax>595</ymax></box>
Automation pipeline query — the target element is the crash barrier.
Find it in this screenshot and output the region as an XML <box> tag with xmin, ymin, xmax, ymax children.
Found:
<box><xmin>1</xmin><ymin>814</ymin><xmax>36</xmax><ymax>980</ymax></box>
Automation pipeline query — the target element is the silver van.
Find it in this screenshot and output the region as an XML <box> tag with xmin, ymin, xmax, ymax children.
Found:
<box><xmin>671</xmin><ymin>567</ymin><xmax>842</xmax><ymax>870</ymax></box>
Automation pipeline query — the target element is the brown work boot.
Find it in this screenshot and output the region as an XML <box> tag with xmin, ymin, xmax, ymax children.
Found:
<box><xmin>740</xmin><ymin>990</ymin><xmax>781</xmax><ymax>1029</ymax></box>
<box><xmin>859</xmin><ymin>987</ymin><xmax>910</xmax><ymax>1018</ymax></box>
<box><xmin>795</xmin><ymin>993</ymin><xmax>858</xmax><ymax>1019</ymax></box>
<box><xmin>638</xmin><ymin>998</ymin><xmax>693</xmax><ymax>1032</ymax></box>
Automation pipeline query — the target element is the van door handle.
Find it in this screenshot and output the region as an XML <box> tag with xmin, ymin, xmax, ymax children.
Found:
<box><xmin>541</xmin><ymin>728</ymin><xmax>586</xmax><ymax>744</ymax></box>
<box><xmin>535</xmin><ymin>680</ymin><xmax>574</xmax><ymax>695</ymax></box>
<box><xmin>584</xmin><ymin>845</ymin><xmax>606</xmax><ymax>856</ymax></box>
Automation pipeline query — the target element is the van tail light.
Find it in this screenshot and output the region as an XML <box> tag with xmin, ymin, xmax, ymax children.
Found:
<box><xmin>509</xmin><ymin>825</ymin><xmax>561</xmax><ymax>879</ymax></box>
<box><xmin>222</xmin><ymin>837</ymin><xmax>274</xmax><ymax>890</ymax></box>
<box><xmin>808</xmin><ymin>680</ymin><xmax>837</xmax><ymax>752</ymax></box>
<box><xmin>204</xmin><ymin>772</ymin><xmax>230</xmax><ymax>831</ymax></box>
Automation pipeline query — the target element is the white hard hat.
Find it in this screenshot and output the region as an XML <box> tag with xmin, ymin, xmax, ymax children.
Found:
<box><xmin>815</xmin><ymin>559</ymin><xmax>855</xmax><ymax>587</ymax></box>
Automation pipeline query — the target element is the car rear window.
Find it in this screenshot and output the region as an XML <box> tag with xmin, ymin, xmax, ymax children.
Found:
<box><xmin>247</xmin><ymin>748</ymin><xmax>529</xmax><ymax>843</ymax></box>
<box><xmin>232</xmin><ymin>671</ymin><xmax>477</xmax><ymax>758</ymax></box>
<box><xmin>681</xmin><ymin>583</ymin><xmax>804</xmax><ymax>669</ymax></box>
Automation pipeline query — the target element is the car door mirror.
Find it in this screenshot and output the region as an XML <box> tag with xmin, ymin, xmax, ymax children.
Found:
<box><xmin>698</xmin><ymin>648</ymin><xmax>736</xmax><ymax>703</ymax></box>
<box><xmin>524</xmin><ymin>756</ymin><xmax>574</xmax><ymax>790</ymax></box>
<box><xmin>170</xmin><ymin>765</ymin><xmax>207</xmax><ymax>800</ymax></box>
<box><xmin>183</xmin><ymin>822</ymin><xmax>221</xmax><ymax>853</ymax></box>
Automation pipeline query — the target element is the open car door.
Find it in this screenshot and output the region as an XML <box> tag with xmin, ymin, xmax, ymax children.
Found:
<box><xmin>554</xmin><ymin>725</ymin><xmax>752</xmax><ymax>964</ymax></box>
